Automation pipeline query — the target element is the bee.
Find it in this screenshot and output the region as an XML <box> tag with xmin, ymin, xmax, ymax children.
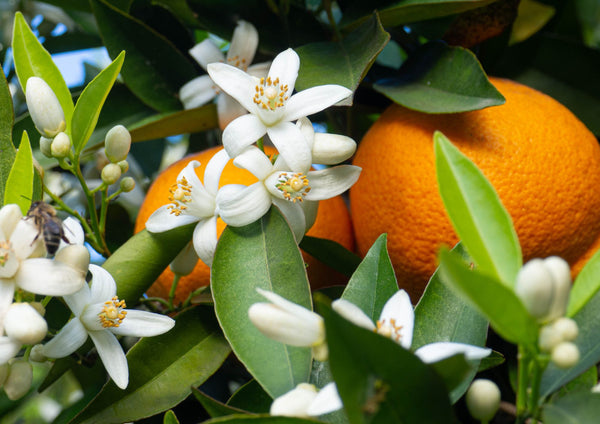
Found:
<box><xmin>26</xmin><ymin>201</ymin><xmax>70</xmax><ymax>256</ymax></box>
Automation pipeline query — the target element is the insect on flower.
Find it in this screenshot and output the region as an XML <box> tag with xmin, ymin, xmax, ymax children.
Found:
<box><xmin>26</xmin><ymin>201</ymin><xmax>70</xmax><ymax>256</ymax></box>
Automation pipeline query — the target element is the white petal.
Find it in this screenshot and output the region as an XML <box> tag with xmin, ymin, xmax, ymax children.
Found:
<box><xmin>302</xmin><ymin>201</ymin><xmax>319</xmax><ymax>232</ymax></box>
<box><xmin>0</xmin><ymin>337</ymin><xmax>22</xmax><ymax>365</ymax></box>
<box><xmin>256</xmin><ymin>288</ymin><xmax>319</xmax><ymax>326</ymax></box>
<box><xmin>89</xmin><ymin>330</ymin><xmax>129</xmax><ymax>389</ymax></box>
<box><xmin>222</xmin><ymin>114</ymin><xmax>267</xmax><ymax>158</ymax></box>
<box><xmin>270</xmin><ymin>383</ymin><xmax>317</xmax><ymax>417</ymax></box>
<box><xmin>415</xmin><ymin>342</ymin><xmax>492</xmax><ymax>363</ymax></box>
<box><xmin>180</xmin><ymin>161</ymin><xmax>217</xmax><ymax>218</ymax></box>
<box><xmin>331</xmin><ymin>299</ymin><xmax>376</xmax><ymax>331</ymax></box>
<box><xmin>217</xmin><ymin>93</ymin><xmax>248</xmax><ymax>130</ymax></box>
<box><xmin>228</xmin><ymin>20</ymin><xmax>258</xmax><ymax>65</ymax></box>
<box><xmin>192</xmin><ymin>217</ymin><xmax>218</xmax><ymax>267</ymax></box>
<box><xmin>88</xmin><ymin>265</ymin><xmax>117</xmax><ymax>302</ymax></box>
<box><xmin>267</xmin><ymin>122</ymin><xmax>312</xmax><ymax>172</ymax></box>
<box><xmin>272</xmin><ymin>198</ymin><xmax>306</xmax><ymax>241</ymax></box>
<box><xmin>15</xmin><ymin>259</ymin><xmax>84</xmax><ymax>296</ymax></box>
<box><xmin>217</xmin><ymin>183</ymin><xmax>271</xmax><ymax>227</ymax></box>
<box><xmin>179</xmin><ymin>75</ymin><xmax>217</xmax><ymax>109</ymax></box>
<box><xmin>233</xmin><ymin>146</ymin><xmax>274</xmax><ymax>181</ymax></box>
<box><xmin>307</xmin><ymin>382</ymin><xmax>343</xmax><ymax>416</ymax></box>
<box><xmin>296</xmin><ymin>117</ymin><xmax>315</xmax><ymax>151</ymax></box>
<box><xmin>312</xmin><ymin>133</ymin><xmax>357</xmax><ymax>165</ymax></box>
<box><xmin>63</xmin><ymin>281</ymin><xmax>90</xmax><ymax>316</ymax></box>
<box><xmin>285</xmin><ymin>85</ymin><xmax>352</xmax><ymax>122</ymax></box>
<box><xmin>110</xmin><ymin>310</ymin><xmax>175</xmax><ymax>337</ymax></box>
<box><xmin>304</xmin><ymin>166</ymin><xmax>361</xmax><ymax>201</ymax></box>
<box><xmin>10</xmin><ymin>219</ymin><xmax>42</xmax><ymax>259</ymax></box>
<box><xmin>62</xmin><ymin>217</ymin><xmax>85</xmax><ymax>246</ymax></box>
<box><xmin>0</xmin><ymin>280</ymin><xmax>15</xmax><ymax>327</ymax></box>
<box><xmin>268</xmin><ymin>49</ymin><xmax>300</xmax><ymax>94</ymax></box>
<box><xmin>0</xmin><ymin>204</ymin><xmax>22</xmax><ymax>240</ymax></box>
<box><xmin>189</xmin><ymin>39</ymin><xmax>224</xmax><ymax>70</ymax></box>
<box><xmin>42</xmin><ymin>318</ymin><xmax>88</xmax><ymax>358</ymax></box>
<box><xmin>207</xmin><ymin>62</ymin><xmax>258</xmax><ymax>113</ymax></box>
<box><xmin>145</xmin><ymin>205</ymin><xmax>199</xmax><ymax>233</ymax></box>
<box><xmin>203</xmin><ymin>149</ymin><xmax>231</xmax><ymax>197</ymax></box>
<box><xmin>247</xmin><ymin>62</ymin><xmax>271</xmax><ymax>79</ymax></box>
<box><xmin>380</xmin><ymin>290</ymin><xmax>414</xmax><ymax>350</ymax></box>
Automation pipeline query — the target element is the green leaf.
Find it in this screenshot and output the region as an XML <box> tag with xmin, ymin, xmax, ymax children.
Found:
<box><xmin>4</xmin><ymin>132</ymin><xmax>33</xmax><ymax>214</ymax></box>
<box><xmin>193</xmin><ymin>388</ymin><xmax>252</xmax><ymax>418</ymax></box>
<box><xmin>12</xmin><ymin>12</ymin><xmax>73</xmax><ymax>125</ymax></box>
<box><xmin>211</xmin><ymin>207</ymin><xmax>313</xmax><ymax>398</ymax></box>
<box><xmin>0</xmin><ymin>67</ymin><xmax>15</xmax><ymax>206</ymax></box>
<box><xmin>434</xmin><ymin>131</ymin><xmax>521</xmax><ymax>285</ymax></box>
<box><xmin>71</xmin><ymin>51</ymin><xmax>125</xmax><ymax>154</ymax></box>
<box><xmin>71</xmin><ymin>306</ymin><xmax>231</xmax><ymax>424</ymax></box>
<box><xmin>543</xmin><ymin>392</ymin><xmax>600</xmax><ymax>424</ymax></box>
<box><xmin>437</xmin><ymin>248</ymin><xmax>537</xmax><ymax>347</ymax></box>
<box><xmin>552</xmin><ymin>365</ymin><xmax>598</xmax><ymax>402</ymax></box>
<box><xmin>129</xmin><ymin>105</ymin><xmax>218</xmax><ymax>142</ymax></box>
<box><xmin>163</xmin><ymin>410</ymin><xmax>180</xmax><ymax>424</ymax></box>
<box><xmin>90</xmin><ymin>0</ymin><xmax>197</xmax><ymax>112</ymax></box>
<box><xmin>340</xmin><ymin>234</ymin><xmax>399</xmax><ymax>322</ymax></box>
<box><xmin>509</xmin><ymin>0</ymin><xmax>556</xmax><ymax>45</ymax></box>
<box><xmin>200</xmin><ymin>416</ymin><xmax>323</xmax><ymax>424</ymax></box>
<box><xmin>227</xmin><ymin>380</ymin><xmax>272</xmax><ymax>414</ymax></box>
<box><xmin>295</xmin><ymin>13</ymin><xmax>389</xmax><ymax>92</ymax></box>
<box><xmin>317</xmin><ymin>297</ymin><xmax>456</xmax><ymax>424</ymax></box>
<box><xmin>374</xmin><ymin>41</ymin><xmax>505</xmax><ymax>113</ymax></box>
<box><xmin>299</xmin><ymin>236</ymin><xmax>361</xmax><ymax>279</ymax></box>
<box><xmin>567</xmin><ymin>248</ymin><xmax>600</xmax><ymax>317</ymax></box>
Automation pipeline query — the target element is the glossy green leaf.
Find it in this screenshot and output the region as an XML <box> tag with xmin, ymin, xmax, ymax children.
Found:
<box><xmin>299</xmin><ymin>236</ymin><xmax>361</xmax><ymax>279</ymax></box>
<box><xmin>163</xmin><ymin>410</ymin><xmax>180</xmax><ymax>424</ymax></box>
<box><xmin>71</xmin><ymin>51</ymin><xmax>125</xmax><ymax>154</ymax></box>
<box><xmin>374</xmin><ymin>41</ymin><xmax>505</xmax><ymax>113</ymax></box>
<box><xmin>12</xmin><ymin>12</ymin><xmax>73</xmax><ymax>124</ymax></box>
<box><xmin>295</xmin><ymin>13</ymin><xmax>389</xmax><ymax>92</ymax></box>
<box><xmin>227</xmin><ymin>380</ymin><xmax>272</xmax><ymax>414</ymax></box>
<box><xmin>340</xmin><ymin>234</ymin><xmax>398</xmax><ymax>322</ymax></box>
<box><xmin>212</xmin><ymin>207</ymin><xmax>313</xmax><ymax>398</ymax></box>
<box><xmin>90</xmin><ymin>0</ymin><xmax>196</xmax><ymax>112</ymax></box>
<box><xmin>553</xmin><ymin>365</ymin><xmax>598</xmax><ymax>401</ymax></box>
<box><xmin>129</xmin><ymin>104</ymin><xmax>218</xmax><ymax>142</ymax></box>
<box><xmin>437</xmin><ymin>248</ymin><xmax>537</xmax><ymax>347</ymax></box>
<box><xmin>318</xmin><ymin>297</ymin><xmax>456</xmax><ymax>424</ymax></box>
<box><xmin>72</xmin><ymin>306</ymin><xmax>231</xmax><ymax>424</ymax></box>
<box><xmin>434</xmin><ymin>131</ymin><xmax>521</xmax><ymax>286</ymax></box>
<box><xmin>200</xmin><ymin>416</ymin><xmax>322</xmax><ymax>424</ymax></box>
<box><xmin>0</xmin><ymin>67</ymin><xmax>15</xmax><ymax>206</ymax></box>
<box><xmin>193</xmin><ymin>388</ymin><xmax>252</xmax><ymax>418</ymax></box>
<box><xmin>509</xmin><ymin>0</ymin><xmax>556</xmax><ymax>45</ymax></box>
<box><xmin>567</xmin><ymin>247</ymin><xmax>600</xmax><ymax>317</ymax></box>
<box><xmin>4</xmin><ymin>132</ymin><xmax>33</xmax><ymax>214</ymax></box>
<box><xmin>543</xmin><ymin>392</ymin><xmax>600</xmax><ymax>424</ymax></box>
<box><xmin>428</xmin><ymin>354</ymin><xmax>474</xmax><ymax>394</ymax></box>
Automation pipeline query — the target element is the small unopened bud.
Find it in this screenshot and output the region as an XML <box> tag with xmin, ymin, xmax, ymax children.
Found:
<box><xmin>170</xmin><ymin>242</ymin><xmax>198</xmax><ymax>276</ymax></box>
<box><xmin>4</xmin><ymin>303</ymin><xmax>48</xmax><ymax>345</ymax></box>
<box><xmin>25</xmin><ymin>77</ymin><xmax>66</xmax><ymax>138</ymax></box>
<box><xmin>466</xmin><ymin>379</ymin><xmax>501</xmax><ymax>422</ymax></box>
<box><xmin>539</xmin><ymin>324</ymin><xmax>562</xmax><ymax>353</ymax></box>
<box><xmin>117</xmin><ymin>160</ymin><xmax>129</xmax><ymax>174</ymax></box>
<box><xmin>551</xmin><ymin>342</ymin><xmax>580</xmax><ymax>369</ymax></box>
<box><xmin>55</xmin><ymin>245</ymin><xmax>90</xmax><ymax>277</ymax></box>
<box><xmin>101</xmin><ymin>163</ymin><xmax>122</xmax><ymax>185</ymax></box>
<box><xmin>553</xmin><ymin>317</ymin><xmax>579</xmax><ymax>342</ymax></box>
<box><xmin>120</xmin><ymin>177</ymin><xmax>135</xmax><ymax>193</ymax></box>
<box><xmin>29</xmin><ymin>344</ymin><xmax>47</xmax><ymax>363</ymax></box>
<box><xmin>50</xmin><ymin>132</ymin><xmax>71</xmax><ymax>158</ymax></box>
<box><xmin>104</xmin><ymin>125</ymin><xmax>131</xmax><ymax>163</ymax></box>
<box><xmin>3</xmin><ymin>360</ymin><xmax>33</xmax><ymax>400</ymax></box>
<box><xmin>40</xmin><ymin>136</ymin><xmax>53</xmax><ymax>157</ymax></box>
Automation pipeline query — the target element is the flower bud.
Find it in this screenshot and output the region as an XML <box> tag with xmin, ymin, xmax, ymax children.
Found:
<box><xmin>271</xmin><ymin>383</ymin><xmax>318</xmax><ymax>417</ymax></box>
<box><xmin>539</xmin><ymin>324</ymin><xmax>562</xmax><ymax>353</ymax></box>
<box><xmin>3</xmin><ymin>360</ymin><xmax>33</xmax><ymax>400</ymax></box>
<box><xmin>120</xmin><ymin>177</ymin><xmax>135</xmax><ymax>193</ymax></box>
<box><xmin>4</xmin><ymin>303</ymin><xmax>48</xmax><ymax>345</ymax></box>
<box><xmin>50</xmin><ymin>132</ymin><xmax>71</xmax><ymax>158</ymax></box>
<box><xmin>25</xmin><ymin>77</ymin><xmax>66</xmax><ymax>138</ymax></box>
<box><xmin>117</xmin><ymin>160</ymin><xmax>129</xmax><ymax>174</ymax></box>
<box><xmin>553</xmin><ymin>317</ymin><xmax>579</xmax><ymax>342</ymax></box>
<box><xmin>104</xmin><ymin>125</ymin><xmax>131</xmax><ymax>163</ymax></box>
<box><xmin>466</xmin><ymin>379</ymin><xmax>501</xmax><ymax>422</ymax></box>
<box><xmin>54</xmin><ymin>244</ymin><xmax>90</xmax><ymax>277</ymax></box>
<box><xmin>543</xmin><ymin>256</ymin><xmax>571</xmax><ymax>321</ymax></box>
<box><xmin>40</xmin><ymin>136</ymin><xmax>53</xmax><ymax>157</ymax></box>
<box><xmin>170</xmin><ymin>242</ymin><xmax>198</xmax><ymax>276</ymax></box>
<box><xmin>29</xmin><ymin>345</ymin><xmax>47</xmax><ymax>363</ymax></box>
<box><xmin>551</xmin><ymin>342</ymin><xmax>580</xmax><ymax>369</ymax></box>
<box><xmin>101</xmin><ymin>163</ymin><xmax>122</xmax><ymax>185</ymax></box>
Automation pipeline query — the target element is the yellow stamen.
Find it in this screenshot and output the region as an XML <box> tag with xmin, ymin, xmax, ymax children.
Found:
<box><xmin>99</xmin><ymin>296</ymin><xmax>127</xmax><ymax>328</ymax></box>
<box><xmin>0</xmin><ymin>240</ymin><xmax>11</xmax><ymax>267</ymax></box>
<box><xmin>167</xmin><ymin>176</ymin><xmax>193</xmax><ymax>216</ymax></box>
<box><xmin>376</xmin><ymin>318</ymin><xmax>403</xmax><ymax>343</ymax></box>
<box><xmin>275</xmin><ymin>172</ymin><xmax>311</xmax><ymax>202</ymax></box>
<box><xmin>253</xmin><ymin>75</ymin><xmax>289</xmax><ymax>111</ymax></box>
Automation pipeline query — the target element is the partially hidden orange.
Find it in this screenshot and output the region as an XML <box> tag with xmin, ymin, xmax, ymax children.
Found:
<box><xmin>135</xmin><ymin>146</ymin><xmax>354</xmax><ymax>303</ymax></box>
<box><xmin>350</xmin><ymin>77</ymin><xmax>600</xmax><ymax>300</ymax></box>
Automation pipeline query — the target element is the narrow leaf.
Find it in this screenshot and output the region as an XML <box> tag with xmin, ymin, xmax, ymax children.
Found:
<box><xmin>0</xmin><ymin>67</ymin><xmax>15</xmax><ymax>206</ymax></box>
<box><xmin>299</xmin><ymin>236</ymin><xmax>361</xmax><ymax>279</ymax></box>
<box><xmin>192</xmin><ymin>388</ymin><xmax>252</xmax><ymax>418</ymax></box>
<box><xmin>129</xmin><ymin>105</ymin><xmax>218</xmax><ymax>142</ymax></box>
<box><xmin>567</xmin><ymin>247</ymin><xmax>600</xmax><ymax>317</ymax></box>
<box><xmin>163</xmin><ymin>410</ymin><xmax>180</xmax><ymax>424</ymax></box>
<box><xmin>434</xmin><ymin>131</ymin><xmax>521</xmax><ymax>286</ymax></box>
<box><xmin>543</xmin><ymin>392</ymin><xmax>600</xmax><ymax>424</ymax></box>
<box><xmin>200</xmin><ymin>416</ymin><xmax>322</xmax><ymax>424</ymax></box>
<box><xmin>4</xmin><ymin>132</ymin><xmax>33</xmax><ymax>214</ymax></box>
<box><xmin>227</xmin><ymin>380</ymin><xmax>272</xmax><ymax>414</ymax></box>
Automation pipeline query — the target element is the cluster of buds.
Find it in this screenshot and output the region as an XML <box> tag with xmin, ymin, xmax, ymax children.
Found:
<box><xmin>0</xmin><ymin>359</ymin><xmax>33</xmax><ymax>401</ymax></box>
<box><xmin>515</xmin><ymin>256</ymin><xmax>580</xmax><ymax>369</ymax></box>
<box><xmin>101</xmin><ymin>125</ymin><xmax>135</xmax><ymax>193</ymax></box>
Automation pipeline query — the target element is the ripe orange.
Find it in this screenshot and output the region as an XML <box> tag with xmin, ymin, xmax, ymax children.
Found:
<box><xmin>135</xmin><ymin>146</ymin><xmax>355</xmax><ymax>303</ymax></box>
<box><xmin>350</xmin><ymin>77</ymin><xmax>600</xmax><ymax>300</ymax></box>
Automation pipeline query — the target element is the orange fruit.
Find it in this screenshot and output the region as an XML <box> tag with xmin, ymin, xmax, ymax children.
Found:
<box><xmin>350</xmin><ymin>77</ymin><xmax>600</xmax><ymax>300</ymax></box>
<box><xmin>135</xmin><ymin>146</ymin><xmax>354</xmax><ymax>303</ymax></box>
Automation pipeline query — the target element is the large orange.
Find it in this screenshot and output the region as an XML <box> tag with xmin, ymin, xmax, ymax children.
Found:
<box><xmin>135</xmin><ymin>146</ymin><xmax>354</xmax><ymax>303</ymax></box>
<box><xmin>350</xmin><ymin>77</ymin><xmax>600</xmax><ymax>300</ymax></box>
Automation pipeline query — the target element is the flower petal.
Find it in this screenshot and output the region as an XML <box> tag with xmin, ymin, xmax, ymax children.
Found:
<box><xmin>307</xmin><ymin>382</ymin><xmax>343</xmax><ymax>416</ymax></box>
<box><xmin>189</xmin><ymin>39</ymin><xmax>224</xmax><ymax>70</ymax></box>
<box><xmin>15</xmin><ymin>259</ymin><xmax>84</xmax><ymax>296</ymax></box>
<box><xmin>192</xmin><ymin>217</ymin><xmax>218</xmax><ymax>267</ymax></box>
<box><xmin>180</xmin><ymin>161</ymin><xmax>217</xmax><ymax>217</ymax></box>
<box><xmin>247</xmin><ymin>62</ymin><xmax>271</xmax><ymax>79</ymax></box>
<box><xmin>222</xmin><ymin>114</ymin><xmax>267</xmax><ymax>158</ymax></box>
<box><xmin>233</xmin><ymin>146</ymin><xmax>274</xmax><ymax>181</ymax></box>
<box><xmin>415</xmin><ymin>342</ymin><xmax>492</xmax><ymax>364</ymax></box>
<box><xmin>42</xmin><ymin>318</ymin><xmax>88</xmax><ymax>358</ymax></box>
<box><xmin>179</xmin><ymin>75</ymin><xmax>217</xmax><ymax>110</ymax></box>
<box><xmin>0</xmin><ymin>336</ymin><xmax>21</xmax><ymax>365</ymax></box>
<box><xmin>89</xmin><ymin>330</ymin><xmax>129</xmax><ymax>389</ymax></box>
<box><xmin>217</xmin><ymin>183</ymin><xmax>272</xmax><ymax>227</ymax></box>
<box><xmin>302</xmin><ymin>201</ymin><xmax>319</xmax><ymax>232</ymax></box>
<box><xmin>110</xmin><ymin>310</ymin><xmax>175</xmax><ymax>337</ymax></box>
<box><xmin>331</xmin><ymin>299</ymin><xmax>376</xmax><ymax>331</ymax></box>
<box><xmin>304</xmin><ymin>165</ymin><xmax>361</xmax><ymax>201</ymax></box>
<box><xmin>207</xmin><ymin>62</ymin><xmax>258</xmax><ymax>112</ymax></box>
<box><xmin>64</xmin><ymin>279</ymin><xmax>90</xmax><ymax>315</ymax></box>
<box><xmin>296</xmin><ymin>117</ymin><xmax>315</xmax><ymax>151</ymax></box>
<box><xmin>145</xmin><ymin>205</ymin><xmax>200</xmax><ymax>233</ymax></box>
<box><xmin>380</xmin><ymin>290</ymin><xmax>414</xmax><ymax>350</ymax></box>
<box><xmin>267</xmin><ymin>122</ymin><xmax>312</xmax><ymax>172</ymax></box>
<box><xmin>312</xmin><ymin>133</ymin><xmax>357</xmax><ymax>165</ymax></box>
<box><xmin>89</xmin><ymin>264</ymin><xmax>117</xmax><ymax>303</ymax></box>
<box><xmin>203</xmin><ymin>148</ymin><xmax>231</xmax><ymax>197</ymax></box>
<box><xmin>62</xmin><ymin>217</ymin><xmax>85</xmax><ymax>246</ymax></box>
<box><xmin>270</xmin><ymin>383</ymin><xmax>317</xmax><ymax>417</ymax></box>
<box><xmin>267</xmin><ymin>49</ymin><xmax>300</xmax><ymax>93</ymax></box>
<box><xmin>0</xmin><ymin>280</ymin><xmax>15</xmax><ymax>327</ymax></box>
<box><xmin>272</xmin><ymin>198</ymin><xmax>306</xmax><ymax>242</ymax></box>
<box><xmin>256</xmin><ymin>287</ymin><xmax>320</xmax><ymax>327</ymax></box>
<box><xmin>10</xmin><ymin>219</ymin><xmax>42</xmax><ymax>259</ymax></box>
<box><xmin>0</xmin><ymin>204</ymin><xmax>22</xmax><ymax>240</ymax></box>
<box><xmin>217</xmin><ymin>93</ymin><xmax>248</xmax><ymax>130</ymax></box>
<box><xmin>285</xmin><ymin>85</ymin><xmax>352</xmax><ymax>122</ymax></box>
<box><xmin>228</xmin><ymin>20</ymin><xmax>258</xmax><ymax>65</ymax></box>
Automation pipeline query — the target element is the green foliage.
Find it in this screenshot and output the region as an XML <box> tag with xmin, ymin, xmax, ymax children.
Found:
<box><xmin>163</xmin><ymin>410</ymin><xmax>180</xmax><ymax>424</ymax></box>
<box><xmin>129</xmin><ymin>105</ymin><xmax>218</xmax><ymax>142</ymax></box>
<box><xmin>192</xmin><ymin>388</ymin><xmax>251</xmax><ymax>418</ymax></box>
<box><xmin>567</xmin><ymin>247</ymin><xmax>600</xmax><ymax>317</ymax></box>
<box><xmin>0</xmin><ymin>67</ymin><xmax>15</xmax><ymax>206</ymax></box>
<box><xmin>4</xmin><ymin>132</ymin><xmax>33</xmax><ymax>214</ymax></box>
<box><xmin>298</xmin><ymin>236</ymin><xmax>361</xmax><ymax>279</ymax></box>
<box><xmin>227</xmin><ymin>380</ymin><xmax>272</xmax><ymax>414</ymax></box>
<box><xmin>543</xmin><ymin>392</ymin><xmax>600</xmax><ymax>424</ymax></box>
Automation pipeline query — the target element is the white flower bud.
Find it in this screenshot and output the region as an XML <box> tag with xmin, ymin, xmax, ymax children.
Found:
<box><xmin>101</xmin><ymin>163</ymin><xmax>122</xmax><ymax>185</ymax></box>
<box><xmin>117</xmin><ymin>160</ymin><xmax>129</xmax><ymax>173</ymax></box>
<box><xmin>271</xmin><ymin>383</ymin><xmax>318</xmax><ymax>417</ymax></box>
<box><xmin>50</xmin><ymin>132</ymin><xmax>71</xmax><ymax>158</ymax></box>
<box><xmin>120</xmin><ymin>176</ymin><xmax>135</xmax><ymax>193</ymax></box>
<box><xmin>4</xmin><ymin>303</ymin><xmax>48</xmax><ymax>345</ymax></box>
<box><xmin>551</xmin><ymin>342</ymin><xmax>580</xmax><ymax>369</ymax></box>
<box><xmin>3</xmin><ymin>360</ymin><xmax>33</xmax><ymax>400</ymax></box>
<box><xmin>40</xmin><ymin>136</ymin><xmax>53</xmax><ymax>157</ymax></box>
<box><xmin>553</xmin><ymin>317</ymin><xmax>578</xmax><ymax>342</ymax></box>
<box><xmin>25</xmin><ymin>77</ymin><xmax>66</xmax><ymax>138</ymax></box>
<box><xmin>54</xmin><ymin>244</ymin><xmax>90</xmax><ymax>277</ymax></box>
<box><xmin>543</xmin><ymin>256</ymin><xmax>571</xmax><ymax>322</ymax></box>
<box><xmin>466</xmin><ymin>379</ymin><xmax>501</xmax><ymax>422</ymax></box>
<box><xmin>539</xmin><ymin>324</ymin><xmax>562</xmax><ymax>353</ymax></box>
<box><xmin>104</xmin><ymin>125</ymin><xmax>131</xmax><ymax>163</ymax></box>
<box><xmin>312</xmin><ymin>133</ymin><xmax>357</xmax><ymax>165</ymax></box>
<box><xmin>170</xmin><ymin>242</ymin><xmax>198</xmax><ymax>276</ymax></box>
<box><xmin>29</xmin><ymin>345</ymin><xmax>47</xmax><ymax>363</ymax></box>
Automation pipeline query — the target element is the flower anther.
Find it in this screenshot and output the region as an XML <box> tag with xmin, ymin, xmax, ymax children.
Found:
<box><xmin>168</xmin><ymin>177</ymin><xmax>193</xmax><ymax>216</ymax></box>
<box><xmin>276</xmin><ymin>172</ymin><xmax>311</xmax><ymax>202</ymax></box>
<box><xmin>227</xmin><ymin>55</ymin><xmax>248</xmax><ymax>70</ymax></box>
<box><xmin>254</xmin><ymin>77</ymin><xmax>289</xmax><ymax>111</ymax></box>
<box><xmin>376</xmin><ymin>318</ymin><xmax>403</xmax><ymax>343</ymax></box>
<box><xmin>99</xmin><ymin>296</ymin><xmax>127</xmax><ymax>328</ymax></box>
<box><xmin>0</xmin><ymin>241</ymin><xmax>11</xmax><ymax>266</ymax></box>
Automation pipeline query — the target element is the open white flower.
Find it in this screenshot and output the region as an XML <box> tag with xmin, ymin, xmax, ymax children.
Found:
<box><xmin>179</xmin><ymin>21</ymin><xmax>270</xmax><ymax>129</ymax></box>
<box><xmin>332</xmin><ymin>290</ymin><xmax>491</xmax><ymax>363</ymax></box>
<box><xmin>207</xmin><ymin>48</ymin><xmax>353</xmax><ymax>171</ymax></box>
<box><xmin>217</xmin><ymin>146</ymin><xmax>360</xmax><ymax>241</ymax></box>
<box><xmin>271</xmin><ymin>382</ymin><xmax>342</xmax><ymax>418</ymax></box>
<box><xmin>145</xmin><ymin>149</ymin><xmax>229</xmax><ymax>266</ymax></box>
<box><xmin>248</xmin><ymin>288</ymin><xmax>327</xmax><ymax>361</ymax></box>
<box><xmin>42</xmin><ymin>265</ymin><xmax>175</xmax><ymax>389</ymax></box>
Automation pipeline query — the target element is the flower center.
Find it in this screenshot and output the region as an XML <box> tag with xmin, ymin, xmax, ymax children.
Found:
<box><xmin>376</xmin><ymin>318</ymin><xmax>403</xmax><ymax>343</ymax></box>
<box><xmin>0</xmin><ymin>240</ymin><xmax>11</xmax><ymax>267</ymax></box>
<box><xmin>253</xmin><ymin>77</ymin><xmax>289</xmax><ymax>111</ymax></box>
<box><xmin>275</xmin><ymin>172</ymin><xmax>311</xmax><ymax>202</ymax></box>
<box><xmin>99</xmin><ymin>296</ymin><xmax>127</xmax><ymax>328</ymax></box>
<box><xmin>168</xmin><ymin>176</ymin><xmax>192</xmax><ymax>216</ymax></box>
<box><xmin>227</xmin><ymin>55</ymin><xmax>248</xmax><ymax>71</ymax></box>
